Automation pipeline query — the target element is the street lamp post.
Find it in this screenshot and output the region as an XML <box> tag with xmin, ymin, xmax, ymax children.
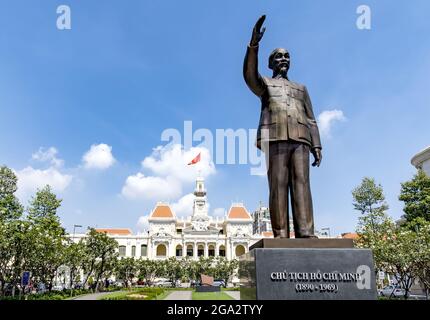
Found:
<box><xmin>73</xmin><ymin>224</ymin><xmax>83</xmax><ymax>241</ymax></box>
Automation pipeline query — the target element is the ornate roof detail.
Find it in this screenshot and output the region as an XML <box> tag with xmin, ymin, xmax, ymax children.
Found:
<box><xmin>149</xmin><ymin>202</ymin><xmax>175</xmax><ymax>219</ymax></box>
<box><xmin>227</xmin><ymin>203</ymin><xmax>252</xmax><ymax>220</ymax></box>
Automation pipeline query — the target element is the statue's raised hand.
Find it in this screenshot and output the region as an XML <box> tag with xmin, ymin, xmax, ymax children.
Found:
<box><xmin>250</xmin><ymin>15</ymin><xmax>266</xmax><ymax>46</ymax></box>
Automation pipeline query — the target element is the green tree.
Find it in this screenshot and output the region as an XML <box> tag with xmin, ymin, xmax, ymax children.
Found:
<box><xmin>355</xmin><ymin>212</ymin><xmax>393</xmax><ymax>273</ymax></box>
<box><xmin>399</xmin><ymin>170</ymin><xmax>430</xmax><ymax>223</ymax></box>
<box><xmin>0</xmin><ymin>166</ymin><xmax>23</xmax><ymax>221</ymax></box>
<box><xmin>381</xmin><ymin>223</ymin><xmax>423</xmax><ymax>299</ymax></box>
<box><xmin>187</xmin><ymin>259</ymin><xmax>201</xmax><ymax>283</ymax></box>
<box><xmin>137</xmin><ymin>259</ymin><xmax>157</xmax><ymax>286</ymax></box>
<box><xmin>153</xmin><ymin>259</ymin><xmax>168</xmax><ymax>280</ymax></box>
<box><xmin>352</xmin><ymin>177</ymin><xmax>389</xmax><ymax>233</ymax></box>
<box><xmin>0</xmin><ymin>219</ymin><xmax>33</xmax><ymax>297</ymax></box>
<box><xmin>64</xmin><ymin>241</ymin><xmax>87</xmax><ymax>289</ymax></box>
<box><xmin>353</xmin><ymin>177</ymin><xmax>394</xmax><ymax>292</ymax></box>
<box><xmin>27</xmin><ymin>185</ymin><xmax>67</xmax><ymax>291</ymax></box>
<box><xmin>163</xmin><ymin>257</ymin><xmax>187</xmax><ymax>287</ymax></box>
<box><xmin>114</xmin><ymin>257</ymin><xmax>137</xmax><ymax>289</ymax></box>
<box><xmin>407</xmin><ymin>218</ymin><xmax>430</xmax><ymax>299</ymax></box>
<box><xmin>97</xmin><ymin>255</ymin><xmax>117</xmax><ymax>291</ymax></box>
<box><xmin>0</xmin><ymin>166</ymin><xmax>27</xmax><ymax>297</ymax></box>
<box><xmin>213</xmin><ymin>257</ymin><xmax>238</xmax><ymax>286</ymax></box>
<box><xmin>82</xmin><ymin>228</ymin><xmax>118</xmax><ymax>292</ymax></box>
<box><xmin>197</xmin><ymin>257</ymin><xmax>214</xmax><ymax>276</ymax></box>
<box><xmin>356</xmin><ymin>211</ymin><xmax>426</xmax><ymax>299</ymax></box>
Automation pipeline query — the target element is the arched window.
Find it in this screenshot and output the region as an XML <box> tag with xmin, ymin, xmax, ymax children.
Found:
<box><xmin>235</xmin><ymin>245</ymin><xmax>245</xmax><ymax>257</ymax></box>
<box><xmin>208</xmin><ymin>245</ymin><xmax>215</xmax><ymax>257</ymax></box>
<box><xmin>218</xmin><ymin>245</ymin><xmax>226</xmax><ymax>257</ymax></box>
<box><xmin>176</xmin><ymin>245</ymin><xmax>183</xmax><ymax>257</ymax></box>
<box><xmin>186</xmin><ymin>245</ymin><xmax>193</xmax><ymax>257</ymax></box>
<box><xmin>141</xmin><ymin>244</ymin><xmax>147</xmax><ymax>257</ymax></box>
<box><xmin>197</xmin><ymin>244</ymin><xmax>204</xmax><ymax>257</ymax></box>
<box><xmin>118</xmin><ymin>245</ymin><xmax>126</xmax><ymax>257</ymax></box>
<box><xmin>156</xmin><ymin>244</ymin><xmax>167</xmax><ymax>257</ymax></box>
<box><xmin>131</xmin><ymin>245</ymin><xmax>136</xmax><ymax>257</ymax></box>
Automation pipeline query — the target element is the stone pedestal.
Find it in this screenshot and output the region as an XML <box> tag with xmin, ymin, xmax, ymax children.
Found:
<box><xmin>250</xmin><ymin>238</ymin><xmax>354</xmax><ymax>249</ymax></box>
<box><xmin>239</xmin><ymin>239</ymin><xmax>377</xmax><ymax>300</ymax></box>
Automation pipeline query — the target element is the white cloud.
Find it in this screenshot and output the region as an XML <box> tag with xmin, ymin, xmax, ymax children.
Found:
<box><xmin>122</xmin><ymin>144</ymin><xmax>216</xmax><ymax>201</ymax></box>
<box><xmin>142</xmin><ymin>144</ymin><xmax>216</xmax><ymax>182</ymax></box>
<box><xmin>15</xmin><ymin>166</ymin><xmax>72</xmax><ymax>199</ymax></box>
<box><xmin>318</xmin><ymin>109</ymin><xmax>346</xmax><ymax>138</ymax></box>
<box><xmin>137</xmin><ymin>215</ymin><xmax>150</xmax><ymax>232</ymax></box>
<box><xmin>121</xmin><ymin>173</ymin><xmax>181</xmax><ymax>200</ymax></box>
<box><xmin>32</xmin><ymin>147</ymin><xmax>64</xmax><ymax>167</ymax></box>
<box><xmin>82</xmin><ymin>143</ymin><xmax>116</xmax><ymax>170</ymax></box>
<box><xmin>212</xmin><ymin>207</ymin><xmax>226</xmax><ymax>218</ymax></box>
<box><xmin>171</xmin><ymin>193</ymin><xmax>195</xmax><ymax>218</ymax></box>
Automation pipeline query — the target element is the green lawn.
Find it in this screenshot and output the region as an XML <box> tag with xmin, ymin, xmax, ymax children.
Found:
<box><xmin>191</xmin><ymin>291</ymin><xmax>234</xmax><ymax>300</ymax></box>
<box><xmin>221</xmin><ymin>287</ymin><xmax>240</xmax><ymax>291</ymax></box>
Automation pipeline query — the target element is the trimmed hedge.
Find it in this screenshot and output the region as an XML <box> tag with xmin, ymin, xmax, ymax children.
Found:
<box><xmin>0</xmin><ymin>288</ymin><xmax>94</xmax><ymax>301</ymax></box>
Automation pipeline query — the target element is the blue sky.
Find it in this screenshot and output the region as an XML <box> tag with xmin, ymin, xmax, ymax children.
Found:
<box><xmin>0</xmin><ymin>0</ymin><xmax>429</xmax><ymax>235</ymax></box>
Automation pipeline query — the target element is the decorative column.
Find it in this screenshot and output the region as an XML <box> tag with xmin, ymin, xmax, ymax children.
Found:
<box><xmin>169</xmin><ymin>240</ymin><xmax>174</xmax><ymax>258</ymax></box>
<box><xmin>226</xmin><ymin>239</ymin><xmax>231</xmax><ymax>260</ymax></box>
<box><xmin>147</xmin><ymin>239</ymin><xmax>152</xmax><ymax>259</ymax></box>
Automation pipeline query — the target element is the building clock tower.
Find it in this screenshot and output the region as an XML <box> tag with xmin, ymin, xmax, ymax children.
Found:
<box><xmin>191</xmin><ymin>175</ymin><xmax>210</xmax><ymax>231</ymax></box>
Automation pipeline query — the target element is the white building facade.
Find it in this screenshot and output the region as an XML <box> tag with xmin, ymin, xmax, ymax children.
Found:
<box><xmin>411</xmin><ymin>146</ymin><xmax>430</xmax><ymax>175</ymax></box>
<box><xmin>72</xmin><ymin>176</ymin><xmax>268</xmax><ymax>260</ymax></box>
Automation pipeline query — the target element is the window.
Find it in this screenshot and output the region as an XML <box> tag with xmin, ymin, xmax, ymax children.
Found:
<box><xmin>235</xmin><ymin>245</ymin><xmax>245</xmax><ymax>257</ymax></box>
<box><xmin>186</xmin><ymin>245</ymin><xmax>193</xmax><ymax>257</ymax></box>
<box><xmin>119</xmin><ymin>246</ymin><xmax>126</xmax><ymax>257</ymax></box>
<box><xmin>176</xmin><ymin>245</ymin><xmax>183</xmax><ymax>257</ymax></box>
<box><xmin>208</xmin><ymin>245</ymin><xmax>215</xmax><ymax>257</ymax></box>
<box><xmin>219</xmin><ymin>245</ymin><xmax>226</xmax><ymax>257</ymax></box>
<box><xmin>131</xmin><ymin>245</ymin><xmax>136</xmax><ymax>257</ymax></box>
<box><xmin>141</xmin><ymin>244</ymin><xmax>147</xmax><ymax>257</ymax></box>
<box><xmin>156</xmin><ymin>244</ymin><xmax>167</xmax><ymax>257</ymax></box>
<box><xmin>197</xmin><ymin>245</ymin><xmax>204</xmax><ymax>257</ymax></box>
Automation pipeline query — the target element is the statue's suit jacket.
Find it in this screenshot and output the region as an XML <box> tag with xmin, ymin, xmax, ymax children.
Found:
<box><xmin>243</xmin><ymin>44</ymin><xmax>322</xmax><ymax>151</ymax></box>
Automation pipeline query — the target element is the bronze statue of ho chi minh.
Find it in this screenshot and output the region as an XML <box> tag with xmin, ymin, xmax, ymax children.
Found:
<box><xmin>243</xmin><ymin>15</ymin><xmax>322</xmax><ymax>239</ymax></box>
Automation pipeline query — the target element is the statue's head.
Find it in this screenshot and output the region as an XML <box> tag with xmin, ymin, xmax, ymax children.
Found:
<box><xmin>268</xmin><ymin>48</ymin><xmax>290</xmax><ymax>75</ymax></box>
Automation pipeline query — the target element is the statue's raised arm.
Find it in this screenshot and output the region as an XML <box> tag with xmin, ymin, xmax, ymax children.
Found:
<box><xmin>243</xmin><ymin>15</ymin><xmax>266</xmax><ymax>97</ymax></box>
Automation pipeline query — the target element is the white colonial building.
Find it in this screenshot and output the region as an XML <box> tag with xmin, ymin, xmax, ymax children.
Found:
<box><xmin>411</xmin><ymin>145</ymin><xmax>430</xmax><ymax>175</ymax></box>
<box><xmin>71</xmin><ymin>176</ymin><xmax>269</xmax><ymax>260</ymax></box>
